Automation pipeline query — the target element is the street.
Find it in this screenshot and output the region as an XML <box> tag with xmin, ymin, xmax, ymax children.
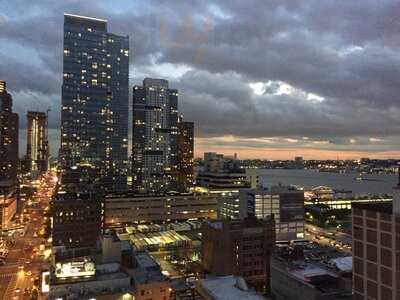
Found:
<box><xmin>0</xmin><ymin>171</ymin><xmax>56</xmax><ymax>300</ymax></box>
<box><xmin>305</xmin><ymin>223</ymin><xmax>352</xmax><ymax>254</ymax></box>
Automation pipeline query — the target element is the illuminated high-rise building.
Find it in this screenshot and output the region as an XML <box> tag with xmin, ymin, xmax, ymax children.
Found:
<box><xmin>26</xmin><ymin>111</ymin><xmax>48</xmax><ymax>175</ymax></box>
<box><xmin>132</xmin><ymin>78</ymin><xmax>179</xmax><ymax>193</ymax></box>
<box><xmin>60</xmin><ymin>14</ymin><xmax>129</xmax><ymax>192</ymax></box>
<box><xmin>0</xmin><ymin>80</ymin><xmax>18</xmax><ymax>231</ymax></box>
<box><xmin>177</xmin><ymin>117</ymin><xmax>194</xmax><ymax>191</ymax></box>
<box><xmin>0</xmin><ymin>80</ymin><xmax>19</xmax><ymax>182</ymax></box>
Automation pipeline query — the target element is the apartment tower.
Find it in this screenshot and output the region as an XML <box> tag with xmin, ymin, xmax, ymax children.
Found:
<box><xmin>60</xmin><ymin>14</ymin><xmax>129</xmax><ymax>192</ymax></box>
<box><xmin>132</xmin><ymin>78</ymin><xmax>179</xmax><ymax>194</ymax></box>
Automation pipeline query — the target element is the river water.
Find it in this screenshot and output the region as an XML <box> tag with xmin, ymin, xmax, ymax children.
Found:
<box><xmin>254</xmin><ymin>169</ymin><xmax>397</xmax><ymax>197</ymax></box>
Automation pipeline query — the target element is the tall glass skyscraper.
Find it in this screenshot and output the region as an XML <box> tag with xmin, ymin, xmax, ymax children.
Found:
<box><xmin>61</xmin><ymin>14</ymin><xmax>129</xmax><ymax>192</ymax></box>
<box><xmin>132</xmin><ymin>78</ymin><xmax>179</xmax><ymax>194</ymax></box>
<box><xmin>0</xmin><ymin>80</ymin><xmax>19</xmax><ymax>182</ymax></box>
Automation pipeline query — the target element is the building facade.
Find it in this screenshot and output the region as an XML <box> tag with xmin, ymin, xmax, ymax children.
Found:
<box><xmin>26</xmin><ymin>111</ymin><xmax>48</xmax><ymax>175</ymax></box>
<box><xmin>219</xmin><ymin>186</ymin><xmax>305</xmax><ymax>241</ymax></box>
<box><xmin>0</xmin><ymin>181</ymin><xmax>18</xmax><ymax>231</ymax></box>
<box><xmin>130</xmin><ymin>252</ymin><xmax>171</xmax><ymax>300</ymax></box>
<box><xmin>52</xmin><ymin>190</ymin><xmax>104</xmax><ymax>249</ymax></box>
<box><xmin>201</xmin><ymin>217</ymin><xmax>275</xmax><ymax>293</ymax></box>
<box><xmin>60</xmin><ymin>14</ymin><xmax>129</xmax><ymax>192</ymax></box>
<box><xmin>352</xmin><ymin>201</ymin><xmax>400</xmax><ymax>300</ymax></box>
<box><xmin>177</xmin><ymin>117</ymin><xmax>194</xmax><ymax>192</ymax></box>
<box><xmin>196</xmin><ymin>152</ymin><xmax>249</xmax><ymax>190</ymax></box>
<box><xmin>132</xmin><ymin>78</ymin><xmax>179</xmax><ymax>194</ymax></box>
<box><xmin>60</xmin><ymin>162</ymin><xmax>101</xmax><ymax>193</ymax></box>
<box><xmin>104</xmin><ymin>192</ymin><xmax>220</xmax><ymax>226</ymax></box>
<box><xmin>0</xmin><ymin>80</ymin><xmax>19</xmax><ymax>182</ymax></box>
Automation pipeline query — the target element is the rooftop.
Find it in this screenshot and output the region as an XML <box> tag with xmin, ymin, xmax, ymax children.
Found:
<box><xmin>64</xmin><ymin>13</ymin><xmax>108</xmax><ymax>32</ymax></box>
<box><xmin>352</xmin><ymin>202</ymin><xmax>393</xmax><ymax>214</ymax></box>
<box><xmin>135</xmin><ymin>252</ymin><xmax>158</xmax><ymax>269</ymax></box>
<box><xmin>197</xmin><ymin>276</ymin><xmax>264</xmax><ymax>300</ymax></box>
<box><xmin>130</xmin><ymin>269</ymin><xmax>165</xmax><ymax>285</ymax></box>
<box><xmin>64</xmin><ymin>13</ymin><xmax>107</xmax><ymax>23</ymax></box>
<box><xmin>290</xmin><ymin>263</ymin><xmax>338</xmax><ymax>283</ymax></box>
<box><xmin>243</xmin><ymin>185</ymin><xmax>303</xmax><ymax>195</ymax></box>
<box><xmin>272</xmin><ymin>243</ymin><xmax>352</xmax><ymax>295</ymax></box>
<box><xmin>129</xmin><ymin>252</ymin><xmax>166</xmax><ymax>285</ymax></box>
<box><xmin>329</xmin><ymin>256</ymin><xmax>352</xmax><ymax>273</ymax></box>
<box><xmin>143</xmin><ymin>78</ymin><xmax>169</xmax><ymax>88</ymax></box>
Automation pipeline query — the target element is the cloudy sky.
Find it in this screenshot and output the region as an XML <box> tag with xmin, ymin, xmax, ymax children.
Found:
<box><xmin>1</xmin><ymin>0</ymin><xmax>400</xmax><ymax>159</ymax></box>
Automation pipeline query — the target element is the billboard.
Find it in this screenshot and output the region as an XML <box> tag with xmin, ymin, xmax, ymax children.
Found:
<box><xmin>55</xmin><ymin>257</ymin><xmax>95</xmax><ymax>279</ymax></box>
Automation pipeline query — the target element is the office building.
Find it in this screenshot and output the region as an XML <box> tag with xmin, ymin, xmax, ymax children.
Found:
<box><xmin>219</xmin><ymin>186</ymin><xmax>305</xmax><ymax>241</ymax></box>
<box><xmin>104</xmin><ymin>191</ymin><xmax>221</xmax><ymax>226</ymax></box>
<box><xmin>351</xmin><ymin>175</ymin><xmax>400</xmax><ymax>300</ymax></box>
<box><xmin>51</xmin><ymin>189</ymin><xmax>103</xmax><ymax>249</ymax></box>
<box><xmin>132</xmin><ymin>78</ymin><xmax>179</xmax><ymax>194</ymax></box>
<box><xmin>60</xmin><ymin>14</ymin><xmax>129</xmax><ymax>192</ymax></box>
<box><xmin>177</xmin><ymin>117</ymin><xmax>194</xmax><ymax>192</ymax></box>
<box><xmin>0</xmin><ymin>80</ymin><xmax>19</xmax><ymax>182</ymax></box>
<box><xmin>26</xmin><ymin>111</ymin><xmax>48</xmax><ymax>175</ymax></box>
<box><xmin>202</xmin><ymin>216</ymin><xmax>275</xmax><ymax>293</ymax></box>
<box><xmin>196</xmin><ymin>152</ymin><xmax>249</xmax><ymax>190</ymax></box>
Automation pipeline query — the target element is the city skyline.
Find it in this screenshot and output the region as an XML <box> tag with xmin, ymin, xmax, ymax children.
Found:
<box><xmin>1</xmin><ymin>3</ymin><xmax>400</xmax><ymax>300</ymax></box>
<box><xmin>1</xmin><ymin>1</ymin><xmax>400</xmax><ymax>160</ymax></box>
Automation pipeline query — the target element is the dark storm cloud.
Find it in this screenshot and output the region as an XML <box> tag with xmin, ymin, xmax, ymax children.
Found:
<box><xmin>1</xmin><ymin>0</ymin><xmax>400</xmax><ymax>155</ymax></box>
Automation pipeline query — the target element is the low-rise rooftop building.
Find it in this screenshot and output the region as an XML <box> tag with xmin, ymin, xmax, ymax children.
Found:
<box><xmin>128</xmin><ymin>251</ymin><xmax>171</xmax><ymax>300</ymax></box>
<box><xmin>271</xmin><ymin>244</ymin><xmax>352</xmax><ymax>300</ymax></box>
<box><xmin>48</xmin><ymin>260</ymin><xmax>131</xmax><ymax>300</ymax></box>
<box><xmin>195</xmin><ymin>275</ymin><xmax>266</xmax><ymax>300</ymax></box>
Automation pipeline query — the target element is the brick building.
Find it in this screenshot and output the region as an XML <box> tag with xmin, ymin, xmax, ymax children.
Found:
<box><xmin>201</xmin><ymin>216</ymin><xmax>275</xmax><ymax>293</ymax></box>
<box><xmin>352</xmin><ymin>176</ymin><xmax>400</xmax><ymax>300</ymax></box>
